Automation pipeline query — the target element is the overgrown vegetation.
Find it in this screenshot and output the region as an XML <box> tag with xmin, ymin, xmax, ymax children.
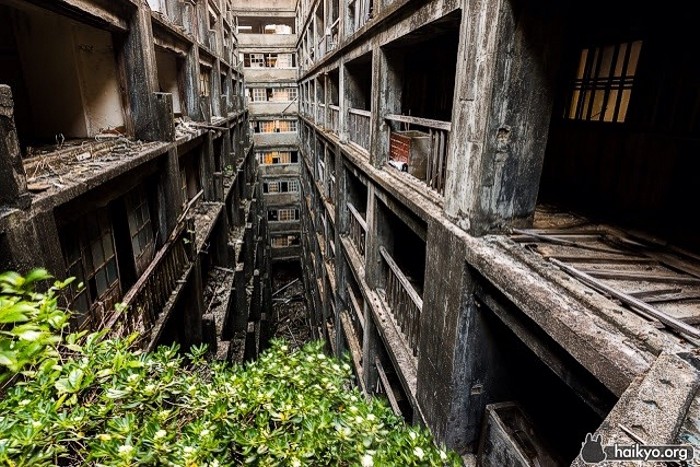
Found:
<box><xmin>0</xmin><ymin>271</ymin><xmax>460</xmax><ymax>466</ymax></box>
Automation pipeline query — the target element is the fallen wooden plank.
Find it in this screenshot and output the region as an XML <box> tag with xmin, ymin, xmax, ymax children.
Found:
<box><xmin>550</xmin><ymin>259</ymin><xmax>700</xmax><ymax>340</ymax></box>
<box><xmin>582</xmin><ymin>270</ymin><xmax>700</xmax><ymax>285</ymax></box>
<box><xmin>512</xmin><ymin>229</ymin><xmax>631</xmax><ymax>255</ymax></box>
<box><xmin>627</xmin><ymin>288</ymin><xmax>683</xmax><ymax>299</ymax></box>
<box><xmin>541</xmin><ymin>255</ymin><xmax>655</xmax><ymax>264</ymax></box>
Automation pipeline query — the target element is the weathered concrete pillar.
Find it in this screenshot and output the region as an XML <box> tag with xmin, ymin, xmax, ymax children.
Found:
<box><xmin>212</xmin><ymin>61</ymin><xmax>223</xmax><ymax>118</ymax></box>
<box><xmin>182</xmin><ymin>258</ymin><xmax>205</xmax><ymax>350</ymax></box>
<box><xmin>370</xmin><ymin>46</ymin><xmax>400</xmax><ymax>168</ymax></box>
<box><xmin>362</xmin><ymin>306</ymin><xmax>380</xmax><ymax>393</ymax></box>
<box><xmin>183</xmin><ymin>45</ymin><xmax>204</xmax><ymax>121</ymax></box>
<box><xmin>0</xmin><ymin>86</ymin><xmax>30</xmax><ymax>209</ymax></box>
<box><xmin>444</xmin><ymin>0</ymin><xmax>563</xmax><ymax>235</ymax></box>
<box><xmin>120</xmin><ymin>4</ymin><xmax>168</xmax><ymax>141</ymax></box>
<box><xmin>338</xmin><ymin>61</ymin><xmax>349</xmax><ymax>143</ymax></box>
<box><xmin>364</xmin><ymin>184</ymin><xmax>380</xmax><ymax>288</ymax></box>
<box><xmin>201</xmin><ymin>132</ymin><xmax>217</xmax><ymax>201</ymax></box>
<box><xmin>415</xmin><ymin>220</ymin><xmax>475</xmax><ymax>453</ymax></box>
<box><xmin>154</xmin><ymin>93</ymin><xmax>176</xmax><ymax>142</ymax></box>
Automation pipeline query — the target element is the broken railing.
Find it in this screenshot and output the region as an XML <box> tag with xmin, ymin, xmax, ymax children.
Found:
<box><xmin>385</xmin><ymin>114</ymin><xmax>451</xmax><ymax>195</ymax></box>
<box><xmin>347</xmin><ymin>202</ymin><xmax>367</xmax><ymax>257</ymax></box>
<box><xmin>349</xmin><ymin>108</ymin><xmax>371</xmax><ymax>152</ymax></box>
<box><xmin>379</xmin><ymin>246</ymin><xmax>422</xmax><ymax>355</ymax></box>
<box><xmin>328</xmin><ymin>104</ymin><xmax>340</xmax><ymax>135</ymax></box>
<box><xmin>106</xmin><ymin>220</ymin><xmax>192</xmax><ymax>342</ymax></box>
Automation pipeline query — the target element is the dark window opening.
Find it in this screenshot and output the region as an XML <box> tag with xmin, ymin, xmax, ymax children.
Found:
<box><xmin>382</xmin><ymin>11</ymin><xmax>461</xmax><ymax>121</ymax></box>
<box><xmin>0</xmin><ymin>4</ymin><xmax>126</xmax><ymax>156</ymax></box>
<box><xmin>345</xmin><ymin>53</ymin><xmax>372</xmax><ymax>111</ymax></box>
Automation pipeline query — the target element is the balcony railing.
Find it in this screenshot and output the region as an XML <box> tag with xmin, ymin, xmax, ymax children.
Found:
<box><xmin>107</xmin><ymin>221</ymin><xmax>192</xmax><ymax>342</ymax></box>
<box><xmin>317</xmin><ymin>103</ymin><xmax>326</xmax><ymax>126</ymax></box>
<box><xmin>379</xmin><ymin>246</ymin><xmax>422</xmax><ymax>356</ymax></box>
<box><xmin>385</xmin><ymin>114</ymin><xmax>451</xmax><ymax>196</ymax></box>
<box><xmin>328</xmin><ymin>104</ymin><xmax>340</xmax><ymax>134</ymax></box>
<box><xmin>349</xmin><ymin>108</ymin><xmax>371</xmax><ymax>152</ymax></box>
<box><xmin>347</xmin><ymin>202</ymin><xmax>367</xmax><ymax>257</ymax></box>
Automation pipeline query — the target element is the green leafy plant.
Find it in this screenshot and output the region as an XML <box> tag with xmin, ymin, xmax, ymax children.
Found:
<box><xmin>0</xmin><ymin>271</ymin><xmax>461</xmax><ymax>466</ymax></box>
<box><xmin>0</xmin><ymin>269</ymin><xmax>71</xmax><ymax>384</ymax></box>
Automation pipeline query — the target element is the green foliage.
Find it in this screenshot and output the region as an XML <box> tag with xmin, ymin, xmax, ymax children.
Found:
<box><xmin>0</xmin><ymin>269</ymin><xmax>71</xmax><ymax>384</ymax></box>
<box><xmin>0</xmin><ymin>272</ymin><xmax>460</xmax><ymax>466</ymax></box>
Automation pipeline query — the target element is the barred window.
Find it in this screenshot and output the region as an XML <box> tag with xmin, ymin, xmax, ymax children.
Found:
<box><xmin>566</xmin><ymin>40</ymin><xmax>642</xmax><ymax>123</ymax></box>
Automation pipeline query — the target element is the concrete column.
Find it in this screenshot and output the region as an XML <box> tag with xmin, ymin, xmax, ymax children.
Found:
<box><xmin>159</xmin><ymin>148</ymin><xmax>185</xmax><ymax>238</ymax></box>
<box><xmin>201</xmin><ymin>132</ymin><xmax>216</xmax><ymax>201</ymax></box>
<box><xmin>184</xmin><ymin>45</ymin><xmax>203</xmax><ymax>121</ymax></box>
<box><xmin>212</xmin><ymin>61</ymin><xmax>223</xmax><ymax>118</ymax></box>
<box><xmin>338</xmin><ymin>60</ymin><xmax>349</xmax><ymax>143</ymax></box>
<box><xmin>182</xmin><ymin>257</ymin><xmax>205</xmax><ymax>350</ymax></box>
<box><xmin>119</xmin><ymin>4</ymin><xmax>167</xmax><ymax>141</ymax></box>
<box><xmin>362</xmin><ymin>306</ymin><xmax>380</xmax><ymax>393</ymax></box>
<box><xmin>370</xmin><ymin>46</ymin><xmax>400</xmax><ymax>168</ymax></box>
<box><xmin>363</xmin><ymin>184</ymin><xmax>380</xmax><ymax>288</ymax></box>
<box><xmin>444</xmin><ymin>0</ymin><xmax>562</xmax><ymax>235</ymax></box>
<box><xmin>0</xmin><ymin>86</ymin><xmax>30</xmax><ymax>209</ymax></box>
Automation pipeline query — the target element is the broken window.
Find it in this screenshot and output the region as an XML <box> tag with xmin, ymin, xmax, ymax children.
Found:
<box><xmin>257</xmin><ymin>150</ymin><xmax>299</xmax><ymax>165</ymax></box>
<box><xmin>243</xmin><ymin>53</ymin><xmax>296</xmax><ymax>68</ymax></box>
<box><xmin>271</xmin><ymin>234</ymin><xmax>300</xmax><ymax>248</ymax></box>
<box><xmin>271</xmin><ymin>87</ymin><xmax>298</xmax><ymax>102</ymax></box>
<box><xmin>268</xmin><ymin>208</ymin><xmax>299</xmax><ymax>222</ymax></box>
<box><xmin>263</xmin><ymin>179</ymin><xmax>300</xmax><ymax>193</ymax></box>
<box><xmin>566</xmin><ymin>41</ymin><xmax>642</xmax><ymax>123</ymax></box>
<box><xmin>61</xmin><ymin>208</ymin><xmax>121</xmax><ymax>326</ymax></box>
<box><xmin>125</xmin><ymin>186</ymin><xmax>155</xmax><ymax>277</ymax></box>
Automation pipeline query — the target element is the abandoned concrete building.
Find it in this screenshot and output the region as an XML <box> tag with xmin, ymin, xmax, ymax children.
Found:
<box><xmin>1</xmin><ymin>0</ymin><xmax>700</xmax><ymax>464</ymax></box>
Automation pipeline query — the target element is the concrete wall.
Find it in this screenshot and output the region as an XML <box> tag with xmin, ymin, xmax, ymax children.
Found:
<box><xmin>253</xmin><ymin>132</ymin><xmax>298</xmax><ymax>147</ymax></box>
<box><xmin>244</xmin><ymin>68</ymin><xmax>298</xmax><ymax>83</ymax></box>
<box><xmin>238</xmin><ymin>34</ymin><xmax>297</xmax><ymax>49</ymax></box>
<box><xmin>248</xmin><ymin>101</ymin><xmax>298</xmax><ymax>116</ymax></box>
<box><xmin>233</xmin><ymin>0</ymin><xmax>296</xmax><ymax>11</ymax></box>
<box><xmin>13</xmin><ymin>9</ymin><xmax>87</xmax><ymax>138</ymax></box>
<box><xmin>12</xmin><ymin>8</ymin><xmax>124</xmax><ymax>139</ymax></box>
<box><xmin>72</xmin><ymin>23</ymin><xmax>125</xmax><ymax>134</ymax></box>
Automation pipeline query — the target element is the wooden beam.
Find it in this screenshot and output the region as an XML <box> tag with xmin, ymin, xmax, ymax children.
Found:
<box><xmin>550</xmin><ymin>259</ymin><xmax>700</xmax><ymax>340</ymax></box>
<box><xmin>581</xmin><ymin>270</ymin><xmax>700</xmax><ymax>286</ymax></box>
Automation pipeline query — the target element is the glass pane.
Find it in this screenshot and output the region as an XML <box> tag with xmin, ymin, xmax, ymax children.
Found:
<box><xmin>95</xmin><ymin>269</ymin><xmax>107</xmax><ymax>295</ymax></box>
<box><xmin>91</xmin><ymin>240</ymin><xmax>104</xmax><ymax>266</ymax></box>
<box><xmin>132</xmin><ymin>236</ymin><xmax>141</xmax><ymax>255</ymax></box>
<box><xmin>106</xmin><ymin>259</ymin><xmax>118</xmax><ymax>284</ymax></box>
<box><xmin>103</xmin><ymin>235</ymin><xmax>114</xmax><ymax>257</ymax></box>
<box><xmin>140</xmin><ymin>230</ymin><xmax>151</xmax><ymax>250</ymax></box>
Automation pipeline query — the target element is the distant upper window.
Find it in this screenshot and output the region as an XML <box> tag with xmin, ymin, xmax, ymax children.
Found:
<box><xmin>566</xmin><ymin>40</ymin><xmax>642</xmax><ymax>123</ymax></box>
